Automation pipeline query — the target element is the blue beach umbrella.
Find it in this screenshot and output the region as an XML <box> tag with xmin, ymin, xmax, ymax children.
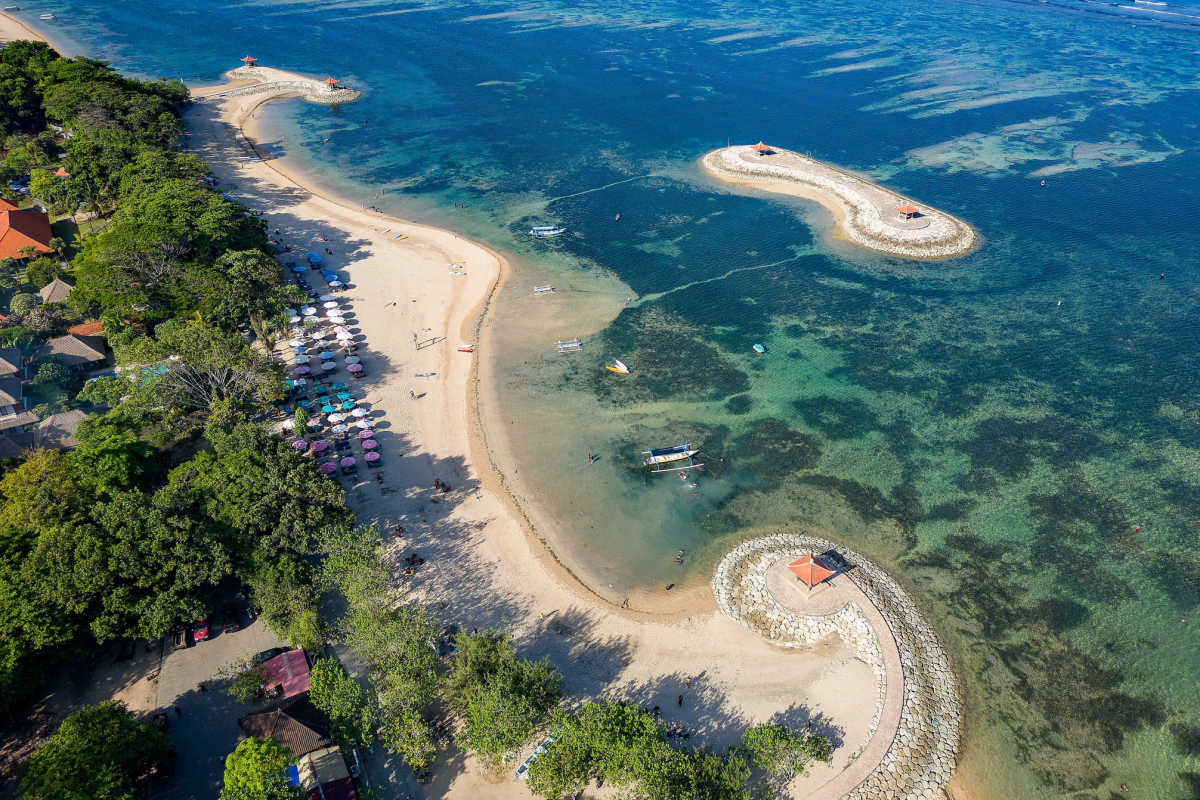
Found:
<box><xmin>321</xmin><ymin>404</ymin><xmax>337</xmax><ymax>414</ymax></box>
<box><xmin>340</xmin><ymin>400</ymin><xmax>355</xmax><ymax>410</ymax></box>
<box><xmin>306</xmin><ymin>252</ymin><xmax>323</xmax><ymax>265</ymax></box>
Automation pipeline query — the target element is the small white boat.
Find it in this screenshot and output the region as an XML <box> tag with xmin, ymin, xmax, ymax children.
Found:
<box><xmin>752</xmin><ymin>343</ymin><xmax>766</xmax><ymax>354</ymax></box>
<box><xmin>555</xmin><ymin>339</ymin><xmax>582</xmax><ymax>353</ymax></box>
<box><xmin>642</xmin><ymin>442</ymin><xmax>703</xmax><ymax>473</ymax></box>
<box><xmin>533</xmin><ymin>285</ymin><xmax>555</xmax><ymax>294</ymax></box>
<box><xmin>605</xmin><ymin>359</ymin><xmax>629</xmax><ymax>375</ymax></box>
<box><xmin>530</xmin><ymin>225</ymin><xmax>566</xmax><ymax>238</ymax></box>
<box><xmin>3</xmin><ymin>7</ymin><xmax>21</xmax><ymax>12</ymax></box>
<box><xmin>39</xmin><ymin>12</ymin><xmax>54</xmax><ymax>19</ymax></box>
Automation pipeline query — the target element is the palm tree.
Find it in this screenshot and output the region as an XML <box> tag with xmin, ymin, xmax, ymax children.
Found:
<box><xmin>249</xmin><ymin>312</ymin><xmax>280</xmax><ymax>354</ymax></box>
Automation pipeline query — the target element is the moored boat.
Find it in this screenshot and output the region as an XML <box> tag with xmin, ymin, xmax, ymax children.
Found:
<box><xmin>530</xmin><ymin>225</ymin><xmax>567</xmax><ymax>238</ymax></box>
<box><xmin>39</xmin><ymin>12</ymin><xmax>54</xmax><ymax>19</ymax></box>
<box><xmin>752</xmin><ymin>343</ymin><xmax>765</xmax><ymax>353</ymax></box>
<box><xmin>605</xmin><ymin>358</ymin><xmax>630</xmax><ymax>375</ymax></box>
<box><xmin>643</xmin><ymin>442</ymin><xmax>703</xmax><ymax>473</ymax></box>
<box><xmin>533</xmin><ymin>285</ymin><xmax>555</xmax><ymax>294</ymax></box>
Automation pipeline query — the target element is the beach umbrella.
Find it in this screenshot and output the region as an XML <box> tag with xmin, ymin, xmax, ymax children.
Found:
<box><xmin>280</xmin><ymin>418</ymin><xmax>295</xmax><ymax>430</ymax></box>
<box><xmin>319</xmin><ymin>461</ymin><xmax>338</xmax><ymax>474</ymax></box>
<box><xmin>322</xmin><ymin>362</ymin><xmax>337</xmax><ymax>372</ymax></box>
<box><xmin>323</xmin><ymin>301</ymin><xmax>339</xmax><ymax>309</ymax></box>
<box><xmin>293</xmin><ymin>366</ymin><xmax>311</xmax><ymax>376</ymax></box>
<box><xmin>326</xmin><ymin>308</ymin><xmax>343</xmax><ymax>316</ymax></box>
<box><xmin>333</xmin><ymin>325</ymin><xmax>350</xmax><ymax>334</ymax></box>
<box><xmin>293</xmin><ymin>377</ymin><xmax>308</xmax><ymax>387</ymax></box>
<box><xmin>312</xmin><ymin>330</ymin><xmax>328</xmax><ymax>340</ymax></box>
<box><xmin>350</xmin><ymin>407</ymin><xmax>368</xmax><ymax>418</ymax></box>
<box><xmin>347</xmin><ymin>363</ymin><xmax>364</xmax><ymax>374</ymax></box>
<box><xmin>301</xmin><ymin>306</ymin><xmax>317</xmax><ymax>315</ymax></box>
<box><xmin>310</xmin><ymin>440</ymin><xmax>330</xmax><ymax>453</ymax></box>
<box><xmin>340</xmin><ymin>456</ymin><xmax>356</xmax><ymax>468</ymax></box>
<box><xmin>319</xmin><ymin>294</ymin><xmax>335</xmax><ymax>302</ymax></box>
<box><xmin>286</xmin><ymin>315</ymin><xmax>300</xmax><ymax>324</ymax></box>
<box><xmin>336</xmin><ymin>391</ymin><xmax>352</xmax><ymax>400</ymax></box>
<box><xmin>353</xmin><ymin>419</ymin><xmax>371</xmax><ymax>430</ymax></box>
<box><xmin>331</xmin><ymin>423</ymin><xmax>348</xmax><ymax>434</ymax></box>
<box><xmin>331</xmin><ymin>382</ymin><xmax>347</xmax><ymax>390</ymax></box>
<box><xmin>292</xmin><ymin>439</ymin><xmax>308</xmax><ymax>451</ymax></box>
<box><xmin>340</xmin><ymin>400</ymin><xmax>355</xmax><ymax>410</ymax></box>
<box><xmin>297</xmin><ymin>399</ymin><xmax>312</xmax><ymax>408</ymax></box>
<box><xmin>344</xmin><ymin>356</ymin><xmax>361</xmax><ymax>365</ymax></box>
<box><xmin>336</xmin><ymin>330</ymin><xmax>352</xmax><ymax>339</ymax></box>
<box><xmin>306</xmin><ymin>252</ymin><xmax>323</xmax><ymax>264</ymax></box>
<box><xmin>327</xmin><ymin>413</ymin><xmax>345</xmax><ymax>423</ymax></box>
<box><xmin>321</xmin><ymin>404</ymin><xmax>336</xmax><ymax>414</ymax></box>
<box><xmin>357</xmin><ymin>429</ymin><xmax>374</xmax><ymax>439</ymax></box>
<box><xmin>328</xmin><ymin>280</ymin><xmax>344</xmax><ymax>288</ymax></box>
<box><xmin>294</xmin><ymin>355</ymin><xmax>310</xmax><ymax>364</ymax></box>
<box><xmin>319</xmin><ymin>351</ymin><xmax>336</xmax><ymax>360</ymax></box>
<box><xmin>288</xmin><ymin>339</ymin><xmax>304</xmax><ymax>348</ymax></box>
<box><xmin>364</xmin><ymin>451</ymin><xmax>380</xmax><ymax>463</ymax></box>
<box><xmin>362</xmin><ymin>439</ymin><xmax>378</xmax><ymax>450</ymax></box>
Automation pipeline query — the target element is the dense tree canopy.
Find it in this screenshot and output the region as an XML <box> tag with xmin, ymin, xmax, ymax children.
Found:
<box><xmin>218</xmin><ymin>737</ymin><xmax>300</xmax><ymax>800</ymax></box>
<box><xmin>17</xmin><ymin>701</ymin><xmax>173</xmax><ymax>800</ymax></box>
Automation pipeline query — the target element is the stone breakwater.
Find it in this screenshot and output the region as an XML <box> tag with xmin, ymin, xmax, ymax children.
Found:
<box><xmin>712</xmin><ymin>534</ymin><xmax>962</xmax><ymax>800</ymax></box>
<box><xmin>702</xmin><ymin>145</ymin><xmax>976</xmax><ymax>259</ymax></box>
<box><xmin>197</xmin><ymin>66</ymin><xmax>363</xmax><ymax>106</ymax></box>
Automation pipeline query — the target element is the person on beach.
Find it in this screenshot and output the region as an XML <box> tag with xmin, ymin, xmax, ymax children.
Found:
<box><xmin>677</xmin><ymin>694</ymin><xmax>683</xmax><ymax>707</ymax></box>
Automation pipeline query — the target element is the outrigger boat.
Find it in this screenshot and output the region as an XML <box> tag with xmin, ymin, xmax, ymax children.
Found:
<box><xmin>533</xmin><ymin>285</ymin><xmax>555</xmax><ymax>294</ymax></box>
<box><xmin>530</xmin><ymin>225</ymin><xmax>567</xmax><ymax>238</ymax></box>
<box><xmin>457</xmin><ymin>344</ymin><xmax>475</xmax><ymax>353</ymax></box>
<box><xmin>752</xmin><ymin>343</ymin><xmax>766</xmax><ymax>354</ymax></box>
<box><xmin>605</xmin><ymin>359</ymin><xmax>630</xmax><ymax>375</ymax></box>
<box><xmin>555</xmin><ymin>339</ymin><xmax>583</xmax><ymax>353</ymax></box>
<box><xmin>643</xmin><ymin>441</ymin><xmax>703</xmax><ymax>474</ymax></box>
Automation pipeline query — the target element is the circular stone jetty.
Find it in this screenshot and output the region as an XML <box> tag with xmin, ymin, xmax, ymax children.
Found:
<box><xmin>712</xmin><ymin>534</ymin><xmax>962</xmax><ymax>800</ymax></box>
<box><xmin>702</xmin><ymin>144</ymin><xmax>976</xmax><ymax>259</ymax></box>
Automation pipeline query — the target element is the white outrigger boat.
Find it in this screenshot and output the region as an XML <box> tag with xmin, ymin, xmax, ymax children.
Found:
<box><xmin>642</xmin><ymin>441</ymin><xmax>703</xmax><ymax>474</ymax></box>
<box><xmin>533</xmin><ymin>285</ymin><xmax>555</xmax><ymax>294</ymax></box>
<box><xmin>555</xmin><ymin>339</ymin><xmax>583</xmax><ymax>353</ymax></box>
<box><xmin>530</xmin><ymin>225</ymin><xmax>567</xmax><ymax>238</ymax></box>
<box><xmin>605</xmin><ymin>359</ymin><xmax>630</xmax><ymax>375</ymax></box>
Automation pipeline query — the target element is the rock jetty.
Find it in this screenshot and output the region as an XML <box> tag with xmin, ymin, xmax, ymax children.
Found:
<box><xmin>198</xmin><ymin>65</ymin><xmax>363</xmax><ymax>107</ymax></box>
<box><xmin>702</xmin><ymin>145</ymin><xmax>976</xmax><ymax>259</ymax></box>
<box><xmin>713</xmin><ymin>534</ymin><xmax>962</xmax><ymax>800</ymax></box>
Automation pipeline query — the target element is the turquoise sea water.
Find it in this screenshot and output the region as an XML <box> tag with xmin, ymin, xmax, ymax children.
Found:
<box><xmin>22</xmin><ymin>0</ymin><xmax>1200</xmax><ymax>796</ymax></box>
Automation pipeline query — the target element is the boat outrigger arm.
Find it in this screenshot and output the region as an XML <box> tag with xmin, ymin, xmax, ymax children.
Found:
<box><xmin>642</xmin><ymin>441</ymin><xmax>703</xmax><ymax>473</ymax></box>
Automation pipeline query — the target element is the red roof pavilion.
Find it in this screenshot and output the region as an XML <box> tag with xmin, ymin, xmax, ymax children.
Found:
<box><xmin>751</xmin><ymin>141</ymin><xmax>773</xmax><ymax>154</ymax></box>
<box><xmin>54</xmin><ymin>167</ymin><xmax>69</xmax><ymax>178</ymax></box>
<box><xmin>788</xmin><ymin>553</ymin><xmax>837</xmax><ymax>588</ymax></box>
<box><xmin>260</xmin><ymin>648</ymin><xmax>311</xmax><ymax>699</ymax></box>
<box><xmin>241</xmin><ymin>56</ymin><xmax>257</xmax><ymax>66</ymax></box>
<box><xmin>896</xmin><ymin>204</ymin><xmax>918</xmax><ymax>219</ymax></box>
<box><xmin>323</xmin><ymin>77</ymin><xmax>339</xmax><ymax>87</ymax></box>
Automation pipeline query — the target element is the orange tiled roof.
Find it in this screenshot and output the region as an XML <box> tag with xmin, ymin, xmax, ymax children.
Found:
<box><xmin>0</xmin><ymin>209</ymin><xmax>54</xmax><ymax>260</ymax></box>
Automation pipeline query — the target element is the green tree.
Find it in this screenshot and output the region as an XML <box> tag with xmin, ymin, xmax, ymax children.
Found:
<box><xmin>377</xmin><ymin>704</ymin><xmax>437</xmax><ymax>774</ymax></box>
<box><xmin>76</xmin><ymin>375</ymin><xmax>133</xmax><ymax>407</ymax></box>
<box><xmin>9</xmin><ymin>292</ymin><xmax>37</xmax><ymax>315</ymax></box>
<box><xmin>24</xmin><ymin>256</ymin><xmax>61</xmax><ymax>288</ymax></box>
<box><xmin>310</xmin><ymin>657</ymin><xmax>376</xmax><ymax>748</ymax></box>
<box><xmin>17</xmin><ymin>701</ymin><xmax>172</xmax><ymax>800</ymax></box>
<box><xmin>247</xmin><ymin>554</ymin><xmax>320</xmax><ymax>648</ymax></box>
<box><xmin>739</xmin><ymin>722</ymin><xmax>832</xmax><ymax>778</ymax></box>
<box><xmin>446</xmin><ymin>630</ymin><xmax>562</xmax><ymax>766</ymax></box>
<box><xmin>219</xmin><ymin>657</ymin><xmax>268</xmax><ymax>704</ymax></box>
<box><xmin>218</xmin><ymin>737</ymin><xmax>300</xmax><ymax>800</ymax></box>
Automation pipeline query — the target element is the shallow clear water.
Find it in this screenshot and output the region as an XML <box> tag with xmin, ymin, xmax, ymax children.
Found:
<box><xmin>27</xmin><ymin>0</ymin><xmax>1200</xmax><ymax>795</ymax></box>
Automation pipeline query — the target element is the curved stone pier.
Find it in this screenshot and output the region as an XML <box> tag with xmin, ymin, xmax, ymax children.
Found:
<box><xmin>713</xmin><ymin>534</ymin><xmax>962</xmax><ymax>799</ymax></box>
<box><xmin>194</xmin><ymin>66</ymin><xmax>363</xmax><ymax>107</ymax></box>
<box><xmin>702</xmin><ymin>145</ymin><xmax>977</xmax><ymax>259</ymax></box>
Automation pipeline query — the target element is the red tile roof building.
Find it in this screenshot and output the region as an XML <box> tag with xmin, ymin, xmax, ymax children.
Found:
<box><xmin>260</xmin><ymin>648</ymin><xmax>311</xmax><ymax>699</ymax></box>
<box><xmin>0</xmin><ymin>208</ymin><xmax>54</xmax><ymax>260</ymax></box>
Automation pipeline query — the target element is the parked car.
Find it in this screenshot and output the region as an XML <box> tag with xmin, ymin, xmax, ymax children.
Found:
<box><xmin>219</xmin><ymin>603</ymin><xmax>241</xmax><ymax>635</ymax></box>
<box><xmin>191</xmin><ymin>619</ymin><xmax>210</xmax><ymax>643</ymax></box>
<box><xmin>515</xmin><ymin>735</ymin><xmax>555</xmax><ymax>780</ymax></box>
<box><xmin>251</xmin><ymin>647</ymin><xmax>288</xmax><ymax>666</ymax></box>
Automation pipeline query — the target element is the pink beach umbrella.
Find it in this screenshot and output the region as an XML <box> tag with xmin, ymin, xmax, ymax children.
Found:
<box><xmin>292</xmin><ymin>366</ymin><xmax>311</xmax><ymax>376</ymax></box>
<box><xmin>350</xmin><ymin>407</ymin><xmax>368</xmax><ymax>418</ymax></box>
<box><xmin>357</xmin><ymin>429</ymin><xmax>374</xmax><ymax>439</ymax></box>
<box><xmin>309</xmin><ymin>440</ymin><xmax>330</xmax><ymax>453</ymax></box>
<box><xmin>364</xmin><ymin>451</ymin><xmax>380</xmax><ymax>463</ymax></box>
<box><xmin>292</xmin><ymin>439</ymin><xmax>308</xmax><ymax>451</ymax></box>
<box><xmin>333</xmin><ymin>326</ymin><xmax>350</xmax><ymax>334</ymax></box>
<box><xmin>319</xmin><ymin>461</ymin><xmax>338</xmax><ymax>474</ymax></box>
<box><xmin>361</xmin><ymin>439</ymin><xmax>378</xmax><ymax>450</ymax></box>
<box><xmin>347</xmin><ymin>363</ymin><xmax>364</xmax><ymax>374</ymax></box>
<box><xmin>340</xmin><ymin>456</ymin><xmax>357</xmax><ymax>468</ymax></box>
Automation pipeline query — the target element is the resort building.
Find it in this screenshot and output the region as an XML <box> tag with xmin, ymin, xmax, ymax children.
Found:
<box><xmin>238</xmin><ymin>696</ymin><xmax>332</xmax><ymax>759</ymax></box>
<box><xmin>38</xmin><ymin>277</ymin><xmax>74</xmax><ymax>305</ymax></box>
<box><xmin>37</xmin><ymin>333</ymin><xmax>109</xmax><ymax>369</ymax></box>
<box><xmin>0</xmin><ymin>206</ymin><xmax>54</xmax><ymax>260</ymax></box>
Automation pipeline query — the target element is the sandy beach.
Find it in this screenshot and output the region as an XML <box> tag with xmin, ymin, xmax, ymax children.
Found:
<box><xmin>185</xmin><ymin>69</ymin><xmax>894</xmax><ymax>798</ymax></box>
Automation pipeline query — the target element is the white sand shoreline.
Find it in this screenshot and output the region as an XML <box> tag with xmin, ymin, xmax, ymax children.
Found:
<box><xmin>703</xmin><ymin>144</ymin><xmax>978</xmax><ymax>260</ymax></box>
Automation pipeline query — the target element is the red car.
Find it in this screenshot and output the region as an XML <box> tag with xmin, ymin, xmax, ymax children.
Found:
<box><xmin>191</xmin><ymin>619</ymin><xmax>210</xmax><ymax>643</ymax></box>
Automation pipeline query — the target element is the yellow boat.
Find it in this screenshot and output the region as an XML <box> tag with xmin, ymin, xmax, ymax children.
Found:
<box><xmin>605</xmin><ymin>359</ymin><xmax>630</xmax><ymax>375</ymax></box>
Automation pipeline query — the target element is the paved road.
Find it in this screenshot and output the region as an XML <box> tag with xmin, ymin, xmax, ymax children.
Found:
<box><xmin>149</xmin><ymin>620</ymin><xmax>283</xmax><ymax>800</ymax></box>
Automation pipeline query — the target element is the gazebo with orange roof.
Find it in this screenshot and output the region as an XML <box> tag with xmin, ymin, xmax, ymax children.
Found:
<box><xmin>751</xmin><ymin>141</ymin><xmax>774</xmax><ymax>156</ymax></box>
<box><xmin>788</xmin><ymin>553</ymin><xmax>837</xmax><ymax>591</ymax></box>
<box><xmin>240</xmin><ymin>56</ymin><xmax>258</xmax><ymax>67</ymax></box>
<box><xmin>322</xmin><ymin>77</ymin><xmax>340</xmax><ymax>91</ymax></box>
<box><xmin>896</xmin><ymin>204</ymin><xmax>919</xmax><ymax>221</ymax></box>
<box><xmin>53</xmin><ymin>167</ymin><xmax>69</xmax><ymax>179</ymax></box>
